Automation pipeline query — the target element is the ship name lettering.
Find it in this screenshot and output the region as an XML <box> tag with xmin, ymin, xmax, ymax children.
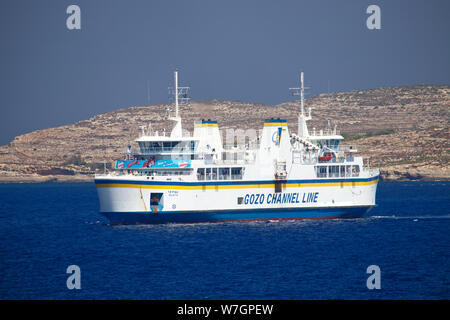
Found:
<box><xmin>244</xmin><ymin>193</ymin><xmax>265</xmax><ymax>205</ymax></box>
<box><xmin>302</xmin><ymin>192</ymin><xmax>319</xmax><ymax>203</ymax></box>
<box><xmin>267</xmin><ymin>192</ymin><xmax>300</xmax><ymax>204</ymax></box>
<box><xmin>244</xmin><ymin>192</ymin><xmax>319</xmax><ymax>205</ymax></box>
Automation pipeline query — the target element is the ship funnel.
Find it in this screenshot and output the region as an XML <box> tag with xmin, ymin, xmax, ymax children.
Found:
<box><xmin>193</xmin><ymin>120</ymin><xmax>223</xmax><ymax>153</ymax></box>
<box><xmin>259</xmin><ymin>119</ymin><xmax>291</xmax><ymax>163</ymax></box>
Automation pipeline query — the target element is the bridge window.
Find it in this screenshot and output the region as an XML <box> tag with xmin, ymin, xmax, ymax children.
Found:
<box><xmin>197</xmin><ymin>168</ymin><xmax>205</xmax><ymax>181</ymax></box>
<box><xmin>316</xmin><ymin>166</ymin><xmax>327</xmax><ymax>178</ymax></box>
<box><xmin>316</xmin><ymin>165</ymin><xmax>359</xmax><ymax>178</ymax></box>
<box><xmin>139</xmin><ymin>140</ymin><xmax>198</xmax><ymax>154</ymax></box>
<box><xmin>329</xmin><ymin>165</ymin><xmax>339</xmax><ymax>178</ymax></box>
<box><xmin>346</xmin><ymin>165</ymin><xmax>352</xmax><ymax>177</ymax></box>
<box><xmin>231</xmin><ymin>168</ymin><xmax>243</xmax><ymax>180</ymax></box>
<box><xmin>197</xmin><ymin>167</ymin><xmax>242</xmax><ymax>181</ymax></box>
<box><xmin>340</xmin><ymin>165</ymin><xmax>346</xmax><ymax>177</ymax></box>
<box><xmin>162</xmin><ymin>142</ymin><xmax>172</xmax><ymax>151</ymax></box>
<box><xmin>352</xmin><ymin>165</ymin><xmax>360</xmax><ymax>177</ymax></box>
<box><xmin>219</xmin><ymin>168</ymin><xmax>230</xmax><ymax>180</ymax></box>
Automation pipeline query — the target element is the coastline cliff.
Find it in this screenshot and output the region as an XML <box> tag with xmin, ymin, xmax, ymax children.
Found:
<box><xmin>0</xmin><ymin>84</ymin><xmax>448</xmax><ymax>182</ymax></box>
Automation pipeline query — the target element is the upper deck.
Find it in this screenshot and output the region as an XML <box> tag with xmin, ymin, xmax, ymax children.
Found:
<box><xmin>103</xmin><ymin>70</ymin><xmax>378</xmax><ymax>183</ymax></box>
<box><xmin>135</xmin><ymin>138</ymin><xmax>199</xmax><ymax>155</ymax></box>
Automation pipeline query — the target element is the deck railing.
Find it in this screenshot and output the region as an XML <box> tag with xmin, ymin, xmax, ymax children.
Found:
<box><xmin>310</xmin><ymin>128</ymin><xmax>341</xmax><ymax>136</ymax></box>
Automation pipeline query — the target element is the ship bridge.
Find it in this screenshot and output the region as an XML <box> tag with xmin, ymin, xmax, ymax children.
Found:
<box><xmin>308</xmin><ymin>128</ymin><xmax>344</xmax><ymax>151</ymax></box>
<box><xmin>135</xmin><ymin>136</ymin><xmax>199</xmax><ymax>155</ymax></box>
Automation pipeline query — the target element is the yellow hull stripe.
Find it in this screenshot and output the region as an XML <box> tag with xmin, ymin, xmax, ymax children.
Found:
<box><xmin>97</xmin><ymin>179</ymin><xmax>378</xmax><ymax>190</ymax></box>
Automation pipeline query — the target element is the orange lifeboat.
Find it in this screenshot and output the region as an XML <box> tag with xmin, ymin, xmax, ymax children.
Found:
<box><xmin>319</xmin><ymin>154</ymin><xmax>332</xmax><ymax>162</ymax></box>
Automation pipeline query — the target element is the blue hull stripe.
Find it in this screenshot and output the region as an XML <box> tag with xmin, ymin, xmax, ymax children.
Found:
<box><xmin>101</xmin><ymin>206</ymin><xmax>373</xmax><ymax>225</ymax></box>
<box><xmin>95</xmin><ymin>175</ymin><xmax>379</xmax><ymax>187</ymax></box>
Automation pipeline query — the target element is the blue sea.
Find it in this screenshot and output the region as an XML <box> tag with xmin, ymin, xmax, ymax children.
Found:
<box><xmin>0</xmin><ymin>181</ymin><xmax>449</xmax><ymax>300</ymax></box>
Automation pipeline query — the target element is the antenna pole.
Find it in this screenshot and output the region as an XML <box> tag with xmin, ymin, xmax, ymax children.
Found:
<box><xmin>290</xmin><ymin>71</ymin><xmax>311</xmax><ymax>137</ymax></box>
<box><xmin>174</xmin><ymin>70</ymin><xmax>179</xmax><ymax>117</ymax></box>
<box><xmin>300</xmin><ymin>71</ymin><xmax>305</xmax><ymax>116</ymax></box>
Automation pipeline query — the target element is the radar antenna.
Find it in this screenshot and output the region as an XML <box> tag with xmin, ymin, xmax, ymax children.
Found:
<box><xmin>289</xmin><ymin>71</ymin><xmax>312</xmax><ymax>138</ymax></box>
<box><xmin>289</xmin><ymin>71</ymin><xmax>310</xmax><ymax>117</ymax></box>
<box><xmin>167</xmin><ymin>69</ymin><xmax>190</xmax><ymax>138</ymax></box>
<box><xmin>168</xmin><ymin>69</ymin><xmax>191</xmax><ymax>118</ymax></box>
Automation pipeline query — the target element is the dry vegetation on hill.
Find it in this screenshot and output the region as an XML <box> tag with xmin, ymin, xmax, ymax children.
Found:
<box><xmin>0</xmin><ymin>85</ymin><xmax>448</xmax><ymax>182</ymax></box>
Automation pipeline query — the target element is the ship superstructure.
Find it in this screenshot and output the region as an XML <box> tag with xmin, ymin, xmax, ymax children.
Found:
<box><xmin>95</xmin><ymin>71</ymin><xmax>379</xmax><ymax>224</ymax></box>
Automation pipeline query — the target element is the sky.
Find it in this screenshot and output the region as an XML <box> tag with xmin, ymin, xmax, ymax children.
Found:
<box><xmin>0</xmin><ymin>0</ymin><xmax>449</xmax><ymax>145</ymax></box>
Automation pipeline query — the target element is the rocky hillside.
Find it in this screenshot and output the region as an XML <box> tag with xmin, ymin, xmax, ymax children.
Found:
<box><xmin>0</xmin><ymin>85</ymin><xmax>448</xmax><ymax>182</ymax></box>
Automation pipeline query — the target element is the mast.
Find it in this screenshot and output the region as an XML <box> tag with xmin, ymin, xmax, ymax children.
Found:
<box><xmin>168</xmin><ymin>69</ymin><xmax>190</xmax><ymax>138</ymax></box>
<box><xmin>300</xmin><ymin>71</ymin><xmax>305</xmax><ymax>116</ymax></box>
<box><xmin>174</xmin><ymin>70</ymin><xmax>179</xmax><ymax>117</ymax></box>
<box><xmin>289</xmin><ymin>71</ymin><xmax>311</xmax><ymax>138</ymax></box>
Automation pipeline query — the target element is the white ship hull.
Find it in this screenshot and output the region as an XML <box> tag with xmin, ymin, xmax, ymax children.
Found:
<box><xmin>95</xmin><ymin>174</ymin><xmax>378</xmax><ymax>224</ymax></box>
<box><xmin>94</xmin><ymin>70</ymin><xmax>380</xmax><ymax>225</ymax></box>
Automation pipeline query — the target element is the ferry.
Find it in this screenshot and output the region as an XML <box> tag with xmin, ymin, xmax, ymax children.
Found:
<box><xmin>95</xmin><ymin>71</ymin><xmax>379</xmax><ymax>224</ymax></box>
